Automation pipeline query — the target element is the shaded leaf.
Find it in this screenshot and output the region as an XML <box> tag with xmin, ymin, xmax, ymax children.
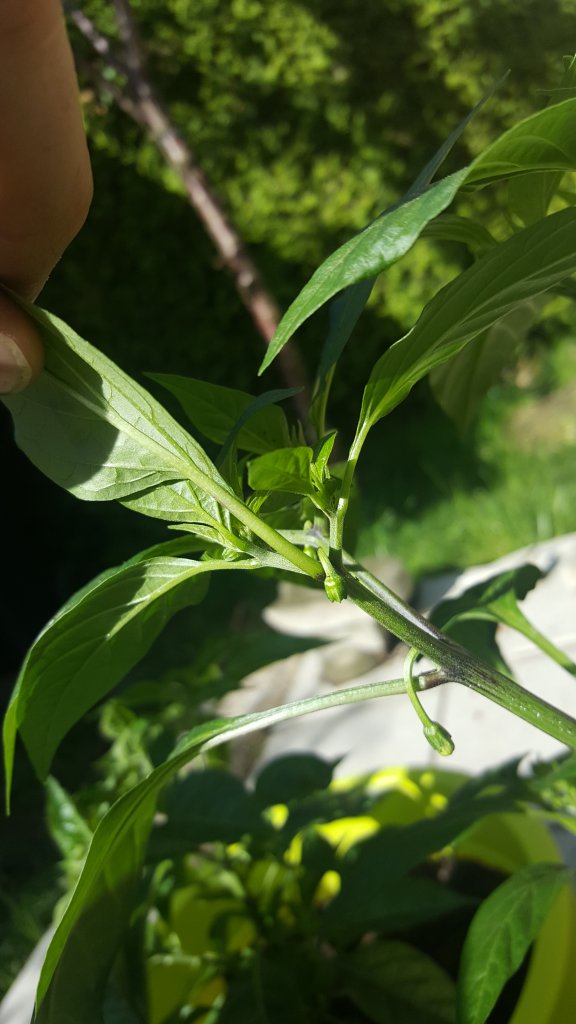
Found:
<box><xmin>1</xmin><ymin>302</ymin><xmax>232</xmax><ymax>531</ymax></box>
<box><xmin>248</xmin><ymin>446</ymin><xmax>315</xmax><ymax>496</ymax></box>
<box><xmin>33</xmin><ymin>675</ymin><xmax>457</xmax><ymax>1020</ymax></box>
<box><xmin>149</xmin><ymin>374</ymin><xmax>291</xmax><ymax>454</ymax></box>
<box><xmin>430</xmin><ymin>300</ymin><xmax>545</xmax><ymax>431</ymax></box>
<box><xmin>254</xmin><ymin>753</ymin><xmax>336</xmax><ymax>808</ymax></box>
<box><xmin>457</xmin><ymin>863</ymin><xmax>571</xmax><ymax>1024</ymax></box>
<box><xmin>340</xmin><ymin>941</ymin><xmax>456</xmax><ymax>1024</ymax></box>
<box><xmin>422</xmin><ymin>214</ymin><xmax>497</xmax><ymax>255</ymax></box>
<box><xmin>150</xmin><ymin>769</ymin><xmax>267</xmax><ymax>855</ymax></box>
<box><xmin>360</xmin><ymin>209</ymin><xmax>576</xmax><ymax>429</ymax></box>
<box><xmin>323</xmin><ymin>876</ymin><xmax>474</xmax><ymax>942</ymax></box>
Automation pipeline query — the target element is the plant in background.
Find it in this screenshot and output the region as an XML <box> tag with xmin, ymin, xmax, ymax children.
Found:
<box><xmin>46</xmin><ymin>743</ymin><xmax>576</xmax><ymax>1024</ymax></box>
<box><xmin>3</xmin><ymin>69</ymin><xmax>576</xmax><ymax>1021</ymax></box>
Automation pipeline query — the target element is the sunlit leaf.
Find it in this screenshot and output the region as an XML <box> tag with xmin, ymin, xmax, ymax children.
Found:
<box><xmin>248</xmin><ymin>446</ymin><xmax>315</xmax><ymax>497</ymax></box>
<box><xmin>467</xmin><ymin>97</ymin><xmax>576</xmax><ymax>186</ymax></box>
<box><xmin>360</xmin><ymin>209</ymin><xmax>576</xmax><ymax>429</ymax></box>
<box><xmin>258</xmin><ymin>170</ymin><xmax>468</xmax><ymax>374</ymax></box>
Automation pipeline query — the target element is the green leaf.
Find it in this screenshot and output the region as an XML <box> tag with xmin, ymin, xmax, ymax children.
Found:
<box><xmin>360</xmin><ymin>208</ymin><xmax>576</xmax><ymax>429</ymax></box>
<box><xmin>508</xmin><ymin>61</ymin><xmax>576</xmax><ymax>225</ymax></box>
<box><xmin>323</xmin><ymin>876</ymin><xmax>474</xmax><ymax>942</ymax></box>
<box><xmin>321</xmin><ymin>788</ymin><xmax>517</xmax><ymax>942</ymax></box>
<box><xmin>309</xmin><ymin>80</ymin><xmax>507</xmax><ymax>408</ymax></box>
<box><xmin>217</xmin><ymin>386</ymin><xmax>301</xmax><ymax>464</ymax></box>
<box><xmin>311</xmin><ymin>432</ymin><xmax>337</xmax><ymax>482</ymax></box>
<box><xmin>254</xmin><ymin>753</ymin><xmax>336</xmax><ymax>808</ymax></box>
<box><xmin>4</xmin><ymin>556</ymin><xmax>255</xmax><ymax>793</ymax></box>
<box><xmin>1</xmin><ymin>303</ymin><xmax>232</xmax><ymax>531</ymax></box>
<box><xmin>457</xmin><ymin>863</ymin><xmax>571</xmax><ymax>1024</ymax></box>
<box><xmin>430</xmin><ymin>563</ymin><xmax>576</xmax><ymax>679</ymax></box>
<box><xmin>340</xmin><ymin>941</ymin><xmax>456</xmax><ymax>1024</ymax></box>
<box><xmin>248</xmin><ymin>446</ymin><xmax>315</xmax><ymax>496</ymax></box>
<box><xmin>149</xmin><ymin>374</ymin><xmax>292</xmax><ymax>453</ymax></box>
<box><xmin>429</xmin><ymin>299</ymin><xmax>545</xmax><ymax>431</ymax></box>
<box><xmin>466</xmin><ymin>97</ymin><xmax>576</xmax><ymax>186</ymax></box>
<box><xmin>258</xmin><ymin>169</ymin><xmax>469</xmax><ymax>374</ymax></box>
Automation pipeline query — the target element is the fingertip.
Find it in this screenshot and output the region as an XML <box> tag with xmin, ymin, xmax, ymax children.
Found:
<box><xmin>0</xmin><ymin>290</ymin><xmax>43</xmax><ymax>394</ymax></box>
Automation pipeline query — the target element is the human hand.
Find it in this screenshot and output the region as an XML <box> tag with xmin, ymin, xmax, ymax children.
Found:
<box><xmin>0</xmin><ymin>0</ymin><xmax>93</xmax><ymax>394</ymax></box>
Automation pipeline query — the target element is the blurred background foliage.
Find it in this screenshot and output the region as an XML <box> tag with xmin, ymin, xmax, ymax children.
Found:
<box><xmin>2</xmin><ymin>0</ymin><xmax>576</xmax><ymax>996</ymax></box>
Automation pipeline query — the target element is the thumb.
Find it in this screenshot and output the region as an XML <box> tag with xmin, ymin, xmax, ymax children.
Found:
<box><xmin>0</xmin><ymin>289</ymin><xmax>44</xmax><ymax>394</ymax></box>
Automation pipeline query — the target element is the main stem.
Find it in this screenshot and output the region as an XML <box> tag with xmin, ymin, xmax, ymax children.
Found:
<box><xmin>342</xmin><ymin>560</ymin><xmax>576</xmax><ymax>749</ymax></box>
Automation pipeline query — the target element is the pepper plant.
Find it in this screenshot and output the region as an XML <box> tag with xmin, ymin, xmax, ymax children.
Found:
<box><xmin>4</xmin><ymin>70</ymin><xmax>576</xmax><ymax>1021</ymax></box>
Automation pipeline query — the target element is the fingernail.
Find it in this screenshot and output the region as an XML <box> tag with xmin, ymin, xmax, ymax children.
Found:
<box><xmin>0</xmin><ymin>334</ymin><xmax>32</xmax><ymax>394</ymax></box>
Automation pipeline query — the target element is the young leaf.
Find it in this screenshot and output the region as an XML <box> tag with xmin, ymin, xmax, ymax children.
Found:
<box><xmin>360</xmin><ymin>208</ymin><xmax>576</xmax><ymax>430</ymax></box>
<box><xmin>340</xmin><ymin>941</ymin><xmax>456</xmax><ymax>1024</ymax></box>
<box><xmin>248</xmin><ymin>446</ymin><xmax>315</xmax><ymax>497</ymax></box>
<box><xmin>258</xmin><ymin>169</ymin><xmax>469</xmax><ymax>374</ymax></box>
<box><xmin>466</xmin><ymin>96</ymin><xmax>576</xmax><ymax>186</ymax></box>
<box><xmin>149</xmin><ymin>374</ymin><xmax>292</xmax><ymax>453</ymax></box>
<box><xmin>429</xmin><ymin>299</ymin><xmax>545</xmax><ymax>431</ymax></box>
<box><xmin>4</xmin><ymin>556</ymin><xmax>256</xmax><ymax>795</ymax></box>
<box><xmin>311</xmin><ymin>431</ymin><xmax>337</xmax><ymax>481</ymax></box>
<box><xmin>457</xmin><ymin>863</ymin><xmax>571</xmax><ymax>1024</ymax></box>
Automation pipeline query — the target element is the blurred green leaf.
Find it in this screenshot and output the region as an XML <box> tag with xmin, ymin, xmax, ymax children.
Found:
<box><xmin>254</xmin><ymin>753</ymin><xmax>336</xmax><ymax>808</ymax></box>
<box><xmin>150</xmin><ymin>769</ymin><xmax>267</xmax><ymax>855</ymax></box>
<box><xmin>340</xmin><ymin>941</ymin><xmax>456</xmax><ymax>1024</ymax></box>
<box><xmin>457</xmin><ymin>863</ymin><xmax>571</xmax><ymax>1024</ymax></box>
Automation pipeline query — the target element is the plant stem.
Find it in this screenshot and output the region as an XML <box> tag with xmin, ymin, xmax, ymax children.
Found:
<box><xmin>183</xmin><ymin>465</ymin><xmax>322</xmax><ymax>579</ymax></box>
<box><xmin>332</xmin><ymin>424</ymin><xmax>368</xmax><ymax>555</ymax></box>
<box><xmin>343</xmin><ymin>559</ymin><xmax>576</xmax><ymax>749</ymax></box>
